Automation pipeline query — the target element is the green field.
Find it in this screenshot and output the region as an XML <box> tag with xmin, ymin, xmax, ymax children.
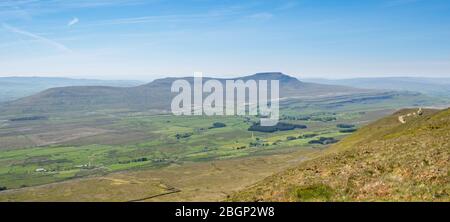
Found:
<box><xmin>0</xmin><ymin>91</ymin><xmax>446</xmax><ymax>193</ymax></box>
<box><xmin>0</xmin><ymin>114</ymin><xmax>353</xmax><ymax>189</ymax></box>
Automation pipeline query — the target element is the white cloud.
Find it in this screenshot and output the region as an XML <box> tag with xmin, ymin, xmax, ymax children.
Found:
<box><xmin>88</xmin><ymin>7</ymin><xmax>248</xmax><ymax>26</ymax></box>
<box><xmin>0</xmin><ymin>0</ymin><xmax>147</xmax><ymax>21</ymax></box>
<box><xmin>2</xmin><ymin>23</ymin><xmax>71</xmax><ymax>52</ymax></box>
<box><xmin>68</xmin><ymin>17</ymin><xmax>79</xmax><ymax>27</ymax></box>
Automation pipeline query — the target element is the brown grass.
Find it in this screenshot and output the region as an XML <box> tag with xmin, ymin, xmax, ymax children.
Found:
<box><xmin>0</xmin><ymin>148</ymin><xmax>318</xmax><ymax>202</ymax></box>
<box><xmin>229</xmin><ymin>108</ymin><xmax>450</xmax><ymax>202</ymax></box>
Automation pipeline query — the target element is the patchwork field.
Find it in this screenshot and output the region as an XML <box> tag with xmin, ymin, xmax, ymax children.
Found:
<box><xmin>0</xmin><ymin>112</ymin><xmax>359</xmax><ymax>190</ymax></box>
<box><xmin>0</xmin><ymin>89</ymin><xmax>445</xmax><ymax>201</ymax></box>
<box><xmin>0</xmin><ymin>148</ymin><xmax>318</xmax><ymax>202</ymax></box>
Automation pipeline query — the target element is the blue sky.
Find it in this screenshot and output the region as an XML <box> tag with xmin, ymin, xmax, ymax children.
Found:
<box><xmin>0</xmin><ymin>0</ymin><xmax>450</xmax><ymax>80</ymax></box>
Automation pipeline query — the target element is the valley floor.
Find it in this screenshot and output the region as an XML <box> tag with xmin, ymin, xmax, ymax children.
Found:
<box><xmin>0</xmin><ymin>148</ymin><xmax>319</xmax><ymax>202</ymax></box>
<box><xmin>0</xmin><ymin>90</ymin><xmax>444</xmax><ymax>201</ymax></box>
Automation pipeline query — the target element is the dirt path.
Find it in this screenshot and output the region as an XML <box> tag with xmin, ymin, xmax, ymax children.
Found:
<box><xmin>398</xmin><ymin>108</ymin><xmax>423</xmax><ymax>124</ymax></box>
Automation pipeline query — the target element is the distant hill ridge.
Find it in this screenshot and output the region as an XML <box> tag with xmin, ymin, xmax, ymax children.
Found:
<box><xmin>0</xmin><ymin>77</ymin><xmax>142</xmax><ymax>103</ymax></box>
<box><xmin>0</xmin><ymin>73</ymin><xmax>370</xmax><ymax>115</ymax></box>
<box><xmin>305</xmin><ymin>77</ymin><xmax>450</xmax><ymax>97</ymax></box>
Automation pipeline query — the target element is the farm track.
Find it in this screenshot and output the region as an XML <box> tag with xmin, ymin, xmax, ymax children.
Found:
<box><xmin>127</xmin><ymin>189</ymin><xmax>181</xmax><ymax>202</ymax></box>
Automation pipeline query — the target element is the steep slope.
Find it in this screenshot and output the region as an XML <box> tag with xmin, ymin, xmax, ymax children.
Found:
<box><xmin>230</xmin><ymin>108</ymin><xmax>450</xmax><ymax>201</ymax></box>
<box><xmin>0</xmin><ymin>73</ymin><xmax>369</xmax><ymax>115</ymax></box>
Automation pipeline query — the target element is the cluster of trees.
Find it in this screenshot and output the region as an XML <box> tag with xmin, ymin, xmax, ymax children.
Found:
<box><xmin>175</xmin><ymin>132</ymin><xmax>193</xmax><ymax>139</ymax></box>
<box><xmin>281</xmin><ymin>112</ymin><xmax>337</xmax><ymax>122</ymax></box>
<box><xmin>249</xmin><ymin>142</ymin><xmax>270</xmax><ymax>147</ymax></box>
<box><xmin>286</xmin><ymin>136</ymin><xmax>297</xmax><ymax>141</ymax></box>
<box><xmin>310</xmin><ymin>116</ymin><xmax>336</xmax><ymax>122</ymax></box>
<box><xmin>299</xmin><ymin>133</ymin><xmax>318</xmax><ymax>139</ymax></box>
<box><xmin>9</xmin><ymin>116</ymin><xmax>47</xmax><ymax>122</ymax></box>
<box><xmin>308</xmin><ymin>137</ymin><xmax>339</xmax><ymax>145</ymax></box>
<box><xmin>248</xmin><ymin>122</ymin><xmax>307</xmax><ymax>133</ymax></box>
<box><xmin>337</xmin><ymin>124</ymin><xmax>355</xmax><ymax>128</ymax></box>
<box><xmin>248</xmin><ymin>137</ymin><xmax>270</xmax><ymax>147</ymax></box>
<box><xmin>339</xmin><ymin>128</ymin><xmax>357</xmax><ymax>133</ymax></box>
<box><xmin>118</xmin><ymin>157</ymin><xmax>149</xmax><ymax>164</ymax></box>
<box><xmin>310</xmin><ymin>112</ymin><xmax>337</xmax><ymax>122</ymax></box>
<box><xmin>281</xmin><ymin>115</ymin><xmax>311</xmax><ymax>121</ymax></box>
<box><xmin>287</xmin><ymin>133</ymin><xmax>319</xmax><ymax>141</ymax></box>
<box><xmin>337</xmin><ymin>123</ymin><xmax>357</xmax><ymax>133</ymax></box>
<box><xmin>236</xmin><ymin>146</ymin><xmax>247</xmax><ymax>150</ymax></box>
<box><xmin>0</xmin><ymin>186</ymin><xmax>6</xmax><ymax>191</ymax></box>
<box><xmin>209</xmin><ymin>122</ymin><xmax>227</xmax><ymax>129</ymax></box>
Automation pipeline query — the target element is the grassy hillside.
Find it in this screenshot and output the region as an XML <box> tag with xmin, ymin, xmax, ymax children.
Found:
<box><xmin>2</xmin><ymin>73</ymin><xmax>445</xmax><ymax>117</ymax></box>
<box><xmin>0</xmin><ymin>73</ymin><xmax>370</xmax><ymax>115</ymax></box>
<box><xmin>0</xmin><ymin>73</ymin><xmax>447</xmax><ymax>201</ymax></box>
<box><xmin>0</xmin><ymin>77</ymin><xmax>142</xmax><ymax>102</ymax></box>
<box><xmin>229</xmin><ymin>108</ymin><xmax>450</xmax><ymax>201</ymax></box>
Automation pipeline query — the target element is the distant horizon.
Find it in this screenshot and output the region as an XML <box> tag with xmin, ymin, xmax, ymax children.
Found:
<box><xmin>1</xmin><ymin>72</ymin><xmax>450</xmax><ymax>82</ymax></box>
<box><xmin>1</xmin><ymin>0</ymin><xmax>450</xmax><ymax>79</ymax></box>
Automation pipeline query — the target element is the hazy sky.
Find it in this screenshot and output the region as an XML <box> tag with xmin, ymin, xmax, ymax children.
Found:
<box><xmin>1</xmin><ymin>0</ymin><xmax>450</xmax><ymax>80</ymax></box>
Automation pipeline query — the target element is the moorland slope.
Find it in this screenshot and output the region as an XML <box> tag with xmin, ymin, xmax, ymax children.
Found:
<box><xmin>0</xmin><ymin>73</ymin><xmax>370</xmax><ymax>114</ymax></box>
<box><xmin>230</xmin><ymin>108</ymin><xmax>450</xmax><ymax>201</ymax></box>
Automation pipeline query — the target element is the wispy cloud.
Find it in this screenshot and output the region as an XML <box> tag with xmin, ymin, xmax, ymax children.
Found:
<box><xmin>0</xmin><ymin>0</ymin><xmax>147</xmax><ymax>21</ymax></box>
<box><xmin>92</xmin><ymin>14</ymin><xmax>212</xmax><ymax>26</ymax></box>
<box><xmin>88</xmin><ymin>6</ymin><xmax>249</xmax><ymax>26</ymax></box>
<box><xmin>49</xmin><ymin>0</ymin><xmax>147</xmax><ymax>9</ymax></box>
<box><xmin>68</xmin><ymin>17</ymin><xmax>79</xmax><ymax>27</ymax></box>
<box><xmin>0</xmin><ymin>0</ymin><xmax>146</xmax><ymax>9</ymax></box>
<box><xmin>0</xmin><ymin>0</ymin><xmax>36</xmax><ymax>21</ymax></box>
<box><xmin>2</xmin><ymin>23</ymin><xmax>71</xmax><ymax>52</ymax></box>
<box><xmin>85</xmin><ymin>3</ymin><xmax>275</xmax><ymax>27</ymax></box>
